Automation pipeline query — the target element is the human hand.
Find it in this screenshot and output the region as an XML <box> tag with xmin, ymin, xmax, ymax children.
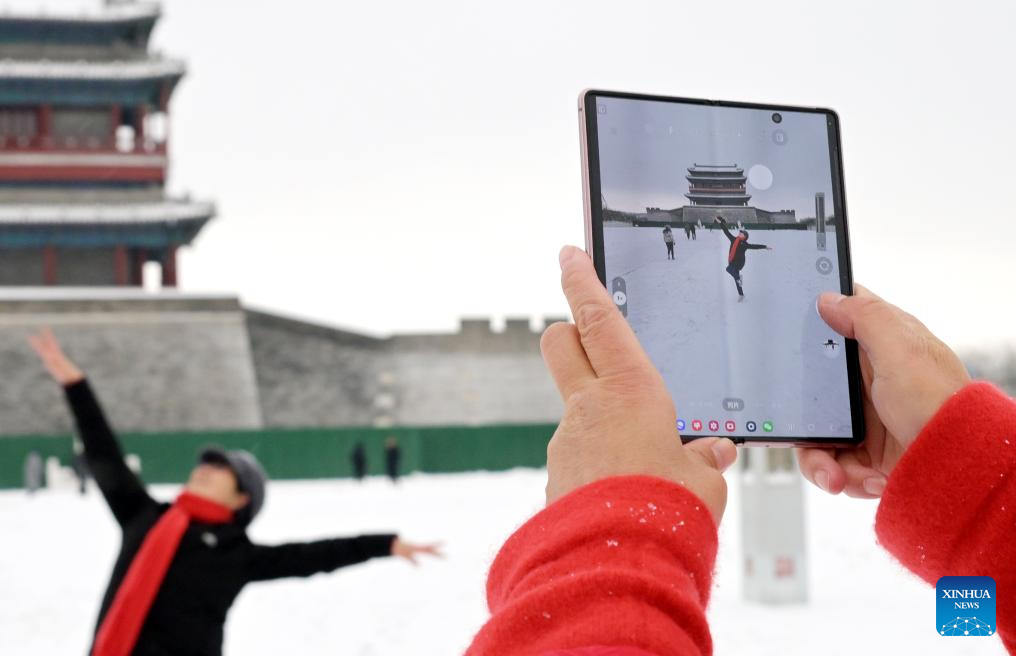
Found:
<box><xmin>796</xmin><ymin>284</ymin><xmax>971</xmax><ymax>498</ymax></box>
<box><xmin>27</xmin><ymin>328</ymin><xmax>84</xmax><ymax>386</ymax></box>
<box><xmin>391</xmin><ymin>538</ymin><xmax>443</xmax><ymax>565</ymax></box>
<box><xmin>541</xmin><ymin>246</ymin><xmax>737</xmax><ymax>521</ymax></box>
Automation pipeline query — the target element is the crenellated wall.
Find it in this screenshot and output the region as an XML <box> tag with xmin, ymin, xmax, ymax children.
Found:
<box><xmin>0</xmin><ymin>294</ymin><xmax>566</xmax><ymax>435</ymax></box>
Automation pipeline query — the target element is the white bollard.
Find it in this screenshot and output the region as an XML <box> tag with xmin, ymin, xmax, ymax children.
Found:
<box><xmin>741</xmin><ymin>448</ymin><xmax>809</xmax><ymax>603</ymax></box>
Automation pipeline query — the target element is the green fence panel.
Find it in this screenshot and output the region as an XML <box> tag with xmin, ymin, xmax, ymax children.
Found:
<box><xmin>0</xmin><ymin>433</ymin><xmax>73</xmax><ymax>488</ymax></box>
<box><xmin>0</xmin><ymin>423</ymin><xmax>557</xmax><ymax>489</ymax></box>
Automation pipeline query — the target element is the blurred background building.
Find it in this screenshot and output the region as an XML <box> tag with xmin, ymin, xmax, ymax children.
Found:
<box><xmin>0</xmin><ymin>2</ymin><xmax>563</xmax><ymax>485</ymax></box>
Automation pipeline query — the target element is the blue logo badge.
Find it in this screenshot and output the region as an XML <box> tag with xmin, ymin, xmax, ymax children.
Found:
<box><xmin>936</xmin><ymin>576</ymin><xmax>995</xmax><ymax>636</ymax></box>
<box><xmin>676</xmin><ymin>419</ymin><xmax>686</xmax><ymax>431</ymax></box>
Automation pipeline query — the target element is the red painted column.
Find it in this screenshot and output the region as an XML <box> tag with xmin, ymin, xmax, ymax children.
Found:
<box><xmin>158</xmin><ymin>82</ymin><xmax>171</xmax><ymax>112</ymax></box>
<box><xmin>113</xmin><ymin>245</ymin><xmax>128</xmax><ymax>286</ymax></box>
<box><xmin>134</xmin><ymin>104</ymin><xmax>147</xmax><ymax>142</ymax></box>
<box><xmin>42</xmin><ymin>246</ymin><xmax>58</xmax><ymax>285</ymax></box>
<box><xmin>37</xmin><ymin>105</ymin><xmax>53</xmax><ymax>148</ymax></box>
<box><xmin>162</xmin><ymin>245</ymin><xmax>177</xmax><ymax>287</ymax></box>
<box><xmin>131</xmin><ymin>247</ymin><xmax>147</xmax><ymax>285</ymax></box>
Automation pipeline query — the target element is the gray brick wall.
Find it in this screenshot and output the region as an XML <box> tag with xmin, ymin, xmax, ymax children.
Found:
<box><xmin>248</xmin><ymin>311</ymin><xmax>564</xmax><ymax>428</ymax></box>
<box><xmin>0</xmin><ymin>295</ymin><xmax>263</xmax><ymax>435</ymax></box>
<box><xmin>0</xmin><ymin>296</ymin><xmax>564</xmax><ymax>435</ymax></box>
<box><xmin>245</xmin><ymin>311</ymin><xmax>385</xmax><ymax>428</ymax></box>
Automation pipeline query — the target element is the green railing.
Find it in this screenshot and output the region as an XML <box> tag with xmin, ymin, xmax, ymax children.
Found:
<box><xmin>0</xmin><ymin>423</ymin><xmax>556</xmax><ymax>489</ymax></box>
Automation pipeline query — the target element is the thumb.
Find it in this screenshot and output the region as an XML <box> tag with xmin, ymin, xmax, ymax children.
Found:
<box><xmin>684</xmin><ymin>437</ymin><xmax>737</xmax><ymax>473</ymax></box>
<box><xmin>816</xmin><ymin>286</ymin><xmax>907</xmax><ymax>368</ymax></box>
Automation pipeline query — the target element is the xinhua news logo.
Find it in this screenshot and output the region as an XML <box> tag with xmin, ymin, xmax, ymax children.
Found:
<box><xmin>936</xmin><ymin>576</ymin><xmax>995</xmax><ymax>636</ymax></box>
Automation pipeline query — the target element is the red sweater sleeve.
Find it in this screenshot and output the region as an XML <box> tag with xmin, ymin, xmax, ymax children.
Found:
<box><xmin>875</xmin><ymin>382</ymin><xmax>1016</xmax><ymax>652</ymax></box>
<box><xmin>466</xmin><ymin>475</ymin><xmax>718</xmax><ymax>656</ymax></box>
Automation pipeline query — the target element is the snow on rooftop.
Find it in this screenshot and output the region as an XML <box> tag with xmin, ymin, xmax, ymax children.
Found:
<box><xmin>0</xmin><ymin>287</ymin><xmax>237</xmax><ymax>302</ymax></box>
<box><xmin>0</xmin><ymin>2</ymin><xmax>160</xmax><ymax>24</ymax></box>
<box><xmin>0</xmin><ymin>57</ymin><xmax>184</xmax><ymax>80</ymax></box>
<box><xmin>0</xmin><ymin>200</ymin><xmax>214</xmax><ymax>225</ymax></box>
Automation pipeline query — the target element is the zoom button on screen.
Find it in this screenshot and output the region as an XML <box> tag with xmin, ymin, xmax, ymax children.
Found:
<box><xmin>722</xmin><ymin>398</ymin><xmax>744</xmax><ymax>411</ymax></box>
<box><xmin>611</xmin><ymin>277</ymin><xmax>628</xmax><ymax>317</ymax></box>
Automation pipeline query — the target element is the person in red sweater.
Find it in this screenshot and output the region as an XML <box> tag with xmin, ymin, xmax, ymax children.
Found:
<box><xmin>467</xmin><ymin>245</ymin><xmax>1015</xmax><ymax>655</ymax></box>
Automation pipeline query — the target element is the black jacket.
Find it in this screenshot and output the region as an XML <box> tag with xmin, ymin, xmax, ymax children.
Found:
<box><xmin>66</xmin><ymin>380</ymin><xmax>396</xmax><ymax>656</ymax></box>
<box><xmin>719</xmin><ymin>222</ymin><xmax>767</xmax><ymax>270</ymax></box>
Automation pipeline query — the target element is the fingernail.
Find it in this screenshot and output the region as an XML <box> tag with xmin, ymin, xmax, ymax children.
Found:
<box><xmin>862</xmin><ymin>476</ymin><xmax>887</xmax><ymax>496</ymax></box>
<box><xmin>559</xmin><ymin>246</ymin><xmax>576</xmax><ymax>269</ymax></box>
<box><xmin>711</xmin><ymin>439</ymin><xmax>736</xmax><ymax>472</ymax></box>
<box><xmin>815</xmin><ymin>470</ymin><xmax>830</xmax><ymax>492</ymax></box>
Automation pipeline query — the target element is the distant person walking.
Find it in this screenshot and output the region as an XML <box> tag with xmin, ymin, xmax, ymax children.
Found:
<box><xmin>385</xmin><ymin>437</ymin><xmax>402</xmax><ymax>483</ymax></box>
<box><xmin>690</xmin><ymin>222</ymin><xmax>697</xmax><ymax>240</ymax></box>
<box><xmin>714</xmin><ymin>216</ymin><xmax>771</xmax><ymax>300</ymax></box>
<box><xmin>663</xmin><ymin>226</ymin><xmax>675</xmax><ymax>260</ymax></box>
<box><xmin>24</xmin><ymin>450</ymin><xmax>43</xmax><ymax>494</ymax></box>
<box><xmin>27</xmin><ymin>328</ymin><xmax>442</xmax><ymax>656</ymax></box>
<box><xmin>350</xmin><ymin>442</ymin><xmax>367</xmax><ymax>481</ymax></box>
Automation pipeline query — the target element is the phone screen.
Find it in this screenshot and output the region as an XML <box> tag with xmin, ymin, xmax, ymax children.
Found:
<box><xmin>585</xmin><ymin>93</ymin><xmax>859</xmax><ymax>443</ymax></box>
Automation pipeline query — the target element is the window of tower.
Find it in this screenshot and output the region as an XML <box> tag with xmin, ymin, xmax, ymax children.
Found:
<box><xmin>0</xmin><ymin>108</ymin><xmax>39</xmax><ymax>147</ymax></box>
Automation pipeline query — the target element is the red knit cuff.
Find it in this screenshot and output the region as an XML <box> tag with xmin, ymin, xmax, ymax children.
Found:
<box><xmin>486</xmin><ymin>475</ymin><xmax>719</xmax><ymax>612</ymax></box>
<box><xmin>875</xmin><ymin>382</ymin><xmax>1016</xmax><ymax>582</ymax></box>
<box><xmin>468</xmin><ymin>476</ymin><xmax>719</xmax><ymax>656</ymax></box>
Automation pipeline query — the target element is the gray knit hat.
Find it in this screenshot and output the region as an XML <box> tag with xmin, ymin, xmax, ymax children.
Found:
<box><xmin>198</xmin><ymin>446</ymin><xmax>267</xmax><ymax>525</ymax></box>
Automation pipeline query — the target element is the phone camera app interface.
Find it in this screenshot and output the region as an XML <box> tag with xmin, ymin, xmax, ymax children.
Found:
<box><xmin>594</xmin><ymin>97</ymin><xmax>852</xmax><ymax>440</ymax></box>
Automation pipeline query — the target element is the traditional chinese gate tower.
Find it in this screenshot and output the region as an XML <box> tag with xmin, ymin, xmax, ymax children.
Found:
<box><xmin>0</xmin><ymin>2</ymin><xmax>213</xmax><ymax>287</ymax></box>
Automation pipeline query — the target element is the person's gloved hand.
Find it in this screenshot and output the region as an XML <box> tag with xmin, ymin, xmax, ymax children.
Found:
<box><xmin>796</xmin><ymin>284</ymin><xmax>971</xmax><ymax>498</ymax></box>
<box><xmin>541</xmin><ymin>246</ymin><xmax>737</xmax><ymax>522</ymax></box>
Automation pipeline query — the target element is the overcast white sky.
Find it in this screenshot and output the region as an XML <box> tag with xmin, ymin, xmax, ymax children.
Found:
<box><xmin>8</xmin><ymin>0</ymin><xmax>1016</xmax><ymax>350</ymax></box>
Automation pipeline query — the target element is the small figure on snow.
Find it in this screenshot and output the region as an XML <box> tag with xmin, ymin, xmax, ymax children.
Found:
<box><xmin>385</xmin><ymin>436</ymin><xmax>402</xmax><ymax>483</ymax></box>
<box><xmin>663</xmin><ymin>226</ymin><xmax>676</xmax><ymax>260</ymax></box>
<box><xmin>350</xmin><ymin>441</ymin><xmax>367</xmax><ymax>481</ymax></box>
<box><xmin>23</xmin><ymin>450</ymin><xmax>43</xmax><ymax>495</ymax></box>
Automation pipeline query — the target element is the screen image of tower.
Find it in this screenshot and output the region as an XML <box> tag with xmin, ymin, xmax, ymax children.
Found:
<box><xmin>595</xmin><ymin>97</ymin><xmax>852</xmax><ymax>439</ymax></box>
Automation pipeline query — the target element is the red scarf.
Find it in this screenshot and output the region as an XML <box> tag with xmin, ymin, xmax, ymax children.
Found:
<box><xmin>92</xmin><ymin>492</ymin><xmax>233</xmax><ymax>656</ymax></box>
<box><xmin>728</xmin><ymin>234</ymin><xmax>746</xmax><ymax>263</ymax></box>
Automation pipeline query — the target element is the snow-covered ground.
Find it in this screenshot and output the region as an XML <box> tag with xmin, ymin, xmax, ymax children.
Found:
<box><xmin>604</xmin><ymin>225</ymin><xmax>852</xmax><ymax>439</ymax></box>
<box><xmin>0</xmin><ymin>469</ymin><xmax>1004</xmax><ymax>655</ymax></box>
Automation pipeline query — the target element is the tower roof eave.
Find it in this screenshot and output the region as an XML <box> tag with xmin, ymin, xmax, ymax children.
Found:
<box><xmin>0</xmin><ymin>58</ymin><xmax>185</xmax><ymax>82</ymax></box>
<box><xmin>0</xmin><ymin>200</ymin><xmax>215</xmax><ymax>225</ymax></box>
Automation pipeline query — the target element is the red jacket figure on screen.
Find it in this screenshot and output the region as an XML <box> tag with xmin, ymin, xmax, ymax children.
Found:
<box><xmin>466</xmin><ymin>381</ymin><xmax>1016</xmax><ymax>655</ymax></box>
<box><xmin>714</xmin><ymin>216</ymin><xmax>770</xmax><ymax>298</ymax></box>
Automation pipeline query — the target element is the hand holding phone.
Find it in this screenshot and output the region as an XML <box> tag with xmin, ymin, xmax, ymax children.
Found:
<box><xmin>542</xmin><ymin>246</ymin><xmax>737</xmax><ymax>519</ymax></box>
<box><xmin>796</xmin><ymin>285</ymin><xmax>970</xmax><ymax>497</ymax></box>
